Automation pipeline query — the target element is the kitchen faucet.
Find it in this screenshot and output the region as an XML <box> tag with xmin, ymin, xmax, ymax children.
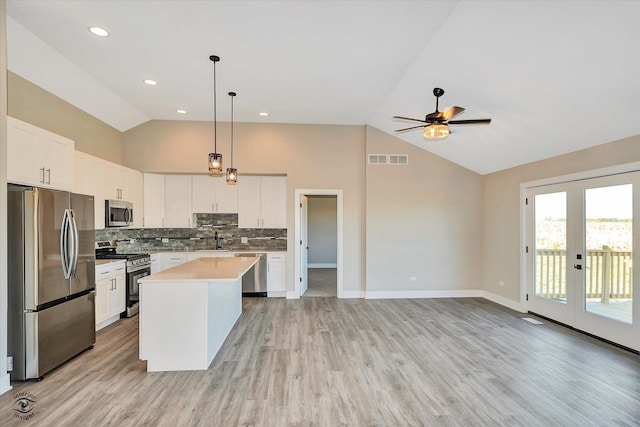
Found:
<box><xmin>214</xmin><ymin>231</ymin><xmax>223</xmax><ymax>250</ymax></box>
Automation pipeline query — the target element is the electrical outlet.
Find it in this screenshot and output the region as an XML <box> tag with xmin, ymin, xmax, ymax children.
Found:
<box><xmin>241</xmin><ymin>237</ymin><xmax>248</xmax><ymax>244</ymax></box>
<box><xmin>162</xmin><ymin>238</ymin><xmax>169</xmax><ymax>243</ymax></box>
<box><xmin>410</xmin><ymin>276</ymin><xmax>417</xmax><ymax>282</ymax></box>
<box><xmin>7</xmin><ymin>356</ymin><xmax>13</xmax><ymax>372</ymax></box>
<box><xmin>499</xmin><ymin>280</ymin><xmax>505</xmax><ymax>287</ymax></box>
<box><xmin>130</xmin><ymin>239</ymin><xmax>136</xmax><ymax>243</ymax></box>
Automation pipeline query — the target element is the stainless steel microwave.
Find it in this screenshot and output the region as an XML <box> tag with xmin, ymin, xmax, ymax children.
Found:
<box><xmin>105</xmin><ymin>199</ymin><xmax>133</xmax><ymax>227</ymax></box>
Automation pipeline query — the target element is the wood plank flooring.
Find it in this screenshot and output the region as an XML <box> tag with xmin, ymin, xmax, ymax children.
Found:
<box><xmin>1</xmin><ymin>297</ymin><xmax>639</xmax><ymax>426</ymax></box>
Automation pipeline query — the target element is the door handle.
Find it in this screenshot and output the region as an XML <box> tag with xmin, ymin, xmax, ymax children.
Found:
<box><xmin>573</xmin><ymin>264</ymin><xmax>582</xmax><ymax>270</ymax></box>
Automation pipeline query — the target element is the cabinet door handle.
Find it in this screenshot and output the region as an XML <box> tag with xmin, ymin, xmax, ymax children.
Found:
<box><xmin>216</xmin><ymin>202</ymin><xmax>218</xmax><ymax>212</ymax></box>
<box><xmin>261</xmin><ymin>218</ymin><xmax>264</xmax><ymax>228</ymax></box>
<box><xmin>257</xmin><ymin>218</ymin><xmax>260</xmax><ymax>227</ymax></box>
<box><xmin>46</xmin><ymin>169</ymin><xmax>51</xmax><ymax>184</ymax></box>
<box><xmin>40</xmin><ymin>167</ymin><xmax>45</xmax><ymax>184</ymax></box>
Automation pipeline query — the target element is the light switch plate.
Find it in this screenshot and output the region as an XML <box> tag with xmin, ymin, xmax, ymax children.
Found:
<box><xmin>241</xmin><ymin>237</ymin><xmax>248</xmax><ymax>244</ymax></box>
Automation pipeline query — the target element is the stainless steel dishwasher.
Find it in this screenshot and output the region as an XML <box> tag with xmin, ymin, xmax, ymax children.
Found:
<box><xmin>235</xmin><ymin>253</ymin><xmax>267</xmax><ymax>297</ymax></box>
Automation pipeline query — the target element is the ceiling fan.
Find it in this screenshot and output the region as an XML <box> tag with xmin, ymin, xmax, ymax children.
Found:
<box><xmin>393</xmin><ymin>88</ymin><xmax>491</xmax><ymax>140</ymax></box>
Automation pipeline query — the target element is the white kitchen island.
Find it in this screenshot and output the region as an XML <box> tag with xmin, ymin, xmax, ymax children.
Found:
<box><xmin>138</xmin><ymin>256</ymin><xmax>258</xmax><ymax>372</ymax></box>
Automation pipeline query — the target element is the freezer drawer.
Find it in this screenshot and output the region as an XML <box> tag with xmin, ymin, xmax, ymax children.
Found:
<box><xmin>18</xmin><ymin>292</ymin><xmax>95</xmax><ymax>380</ymax></box>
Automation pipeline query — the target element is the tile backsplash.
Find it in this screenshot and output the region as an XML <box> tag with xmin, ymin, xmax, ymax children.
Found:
<box><xmin>95</xmin><ymin>214</ymin><xmax>286</xmax><ymax>253</ymax></box>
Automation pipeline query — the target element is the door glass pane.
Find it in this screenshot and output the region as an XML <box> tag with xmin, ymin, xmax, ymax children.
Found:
<box><xmin>584</xmin><ymin>184</ymin><xmax>633</xmax><ymax>324</ymax></box>
<box><xmin>534</xmin><ymin>192</ymin><xmax>567</xmax><ymax>303</ymax></box>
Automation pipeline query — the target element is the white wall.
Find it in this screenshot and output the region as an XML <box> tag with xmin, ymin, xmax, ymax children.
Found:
<box><xmin>307</xmin><ymin>196</ymin><xmax>337</xmax><ymax>266</ymax></box>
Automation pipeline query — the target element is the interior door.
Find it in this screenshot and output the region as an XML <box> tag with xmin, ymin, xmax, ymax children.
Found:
<box><xmin>527</xmin><ymin>172</ymin><xmax>639</xmax><ymax>350</ymax></box>
<box><xmin>300</xmin><ymin>195</ymin><xmax>309</xmax><ymax>296</ymax></box>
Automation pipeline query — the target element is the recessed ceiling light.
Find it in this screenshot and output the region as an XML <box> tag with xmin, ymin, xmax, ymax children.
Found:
<box><xmin>177</xmin><ymin>109</ymin><xmax>187</xmax><ymax>114</ymax></box>
<box><xmin>143</xmin><ymin>79</ymin><xmax>158</xmax><ymax>86</ymax></box>
<box><xmin>259</xmin><ymin>112</ymin><xmax>268</xmax><ymax>116</ymax></box>
<box><xmin>88</xmin><ymin>26</ymin><xmax>109</xmax><ymax>37</ymax></box>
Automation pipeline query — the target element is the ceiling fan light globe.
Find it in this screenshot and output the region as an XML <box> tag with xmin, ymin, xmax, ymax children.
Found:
<box><xmin>424</xmin><ymin>124</ymin><xmax>449</xmax><ymax>139</ymax></box>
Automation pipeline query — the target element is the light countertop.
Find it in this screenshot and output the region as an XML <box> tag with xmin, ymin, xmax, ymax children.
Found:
<box><xmin>139</xmin><ymin>256</ymin><xmax>259</xmax><ymax>283</ymax></box>
<box><xmin>95</xmin><ymin>259</ymin><xmax>126</xmax><ymax>267</ymax></box>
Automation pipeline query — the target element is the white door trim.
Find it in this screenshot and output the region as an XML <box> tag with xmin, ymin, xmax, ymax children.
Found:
<box><xmin>292</xmin><ymin>189</ymin><xmax>344</xmax><ymax>299</ymax></box>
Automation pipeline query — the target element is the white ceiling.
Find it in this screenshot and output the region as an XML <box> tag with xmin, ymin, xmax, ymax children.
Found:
<box><xmin>6</xmin><ymin>1</ymin><xmax>640</xmax><ymax>175</ymax></box>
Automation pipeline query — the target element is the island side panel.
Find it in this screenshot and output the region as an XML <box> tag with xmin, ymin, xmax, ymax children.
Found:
<box><xmin>140</xmin><ymin>281</ymin><xmax>209</xmax><ymax>372</ymax></box>
<box><xmin>206</xmin><ymin>277</ymin><xmax>243</xmax><ymax>366</ymax></box>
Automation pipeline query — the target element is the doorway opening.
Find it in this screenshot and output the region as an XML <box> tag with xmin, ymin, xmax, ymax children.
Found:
<box><xmin>294</xmin><ymin>189</ymin><xmax>343</xmax><ymax>298</ymax></box>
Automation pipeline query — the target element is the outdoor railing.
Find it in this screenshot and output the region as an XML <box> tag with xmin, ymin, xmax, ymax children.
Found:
<box><xmin>536</xmin><ymin>248</ymin><xmax>633</xmax><ymax>301</ymax></box>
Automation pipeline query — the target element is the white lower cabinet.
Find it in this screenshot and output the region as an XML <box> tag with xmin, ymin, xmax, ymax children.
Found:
<box><xmin>160</xmin><ymin>253</ymin><xmax>188</xmax><ymax>271</ymax></box>
<box><xmin>95</xmin><ymin>261</ymin><xmax>126</xmax><ymax>330</ymax></box>
<box><xmin>150</xmin><ymin>253</ymin><xmax>161</xmax><ymax>274</ymax></box>
<box><xmin>267</xmin><ymin>252</ymin><xmax>287</xmax><ymax>297</ymax></box>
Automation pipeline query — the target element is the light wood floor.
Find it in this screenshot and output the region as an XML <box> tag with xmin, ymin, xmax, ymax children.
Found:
<box><xmin>2</xmin><ymin>298</ymin><xmax>639</xmax><ymax>426</ymax></box>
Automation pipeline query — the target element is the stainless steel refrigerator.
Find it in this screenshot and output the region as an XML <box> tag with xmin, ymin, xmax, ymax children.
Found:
<box><xmin>8</xmin><ymin>184</ymin><xmax>96</xmax><ymax>381</ymax></box>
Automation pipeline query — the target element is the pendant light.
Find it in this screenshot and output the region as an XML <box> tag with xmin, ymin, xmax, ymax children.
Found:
<box><xmin>208</xmin><ymin>55</ymin><xmax>223</xmax><ymax>175</ymax></box>
<box><xmin>226</xmin><ymin>91</ymin><xmax>238</xmax><ymax>184</ymax></box>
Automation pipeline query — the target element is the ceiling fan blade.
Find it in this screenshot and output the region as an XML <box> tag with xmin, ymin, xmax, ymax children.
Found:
<box><xmin>393</xmin><ymin>116</ymin><xmax>428</xmax><ymax>123</ymax></box>
<box><xmin>394</xmin><ymin>125</ymin><xmax>425</xmax><ymax>132</ymax></box>
<box><xmin>447</xmin><ymin>118</ymin><xmax>492</xmax><ymax>125</ymax></box>
<box><xmin>442</xmin><ymin>106</ymin><xmax>465</xmax><ymax>121</ymax></box>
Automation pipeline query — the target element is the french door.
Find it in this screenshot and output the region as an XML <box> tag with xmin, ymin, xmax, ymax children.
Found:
<box><xmin>526</xmin><ymin>172</ymin><xmax>640</xmax><ymax>350</ymax></box>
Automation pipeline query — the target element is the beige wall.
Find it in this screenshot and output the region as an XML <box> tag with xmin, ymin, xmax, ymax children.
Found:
<box><xmin>483</xmin><ymin>134</ymin><xmax>640</xmax><ymax>302</ymax></box>
<box><xmin>7</xmin><ymin>72</ymin><xmax>124</xmax><ymax>164</ymax></box>
<box><xmin>123</xmin><ymin>120</ymin><xmax>366</xmax><ymax>293</ymax></box>
<box><xmin>365</xmin><ymin>126</ymin><xmax>484</xmax><ymax>294</ymax></box>
<box><xmin>308</xmin><ymin>196</ymin><xmax>338</xmax><ymax>264</ymax></box>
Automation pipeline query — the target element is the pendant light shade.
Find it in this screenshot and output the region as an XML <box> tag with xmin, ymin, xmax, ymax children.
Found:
<box><xmin>208</xmin><ymin>55</ymin><xmax>223</xmax><ymax>175</ymax></box>
<box><xmin>226</xmin><ymin>91</ymin><xmax>238</xmax><ymax>184</ymax></box>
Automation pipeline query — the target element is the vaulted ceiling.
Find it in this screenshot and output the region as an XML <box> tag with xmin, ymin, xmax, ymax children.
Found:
<box><xmin>6</xmin><ymin>1</ymin><xmax>640</xmax><ymax>174</ymax></box>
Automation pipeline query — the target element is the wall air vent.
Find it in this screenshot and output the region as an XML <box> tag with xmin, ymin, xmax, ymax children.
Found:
<box><xmin>368</xmin><ymin>154</ymin><xmax>408</xmax><ymax>165</ymax></box>
<box><xmin>368</xmin><ymin>154</ymin><xmax>388</xmax><ymax>164</ymax></box>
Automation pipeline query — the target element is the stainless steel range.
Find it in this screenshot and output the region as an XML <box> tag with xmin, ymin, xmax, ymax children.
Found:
<box><xmin>95</xmin><ymin>241</ymin><xmax>150</xmax><ymax>317</ymax></box>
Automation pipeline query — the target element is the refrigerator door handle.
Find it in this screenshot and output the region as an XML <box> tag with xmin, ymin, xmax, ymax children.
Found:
<box><xmin>60</xmin><ymin>208</ymin><xmax>72</xmax><ymax>279</ymax></box>
<box><xmin>69</xmin><ymin>209</ymin><xmax>79</xmax><ymax>277</ymax></box>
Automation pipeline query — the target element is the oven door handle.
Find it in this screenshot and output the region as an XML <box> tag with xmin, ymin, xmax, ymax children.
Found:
<box><xmin>127</xmin><ymin>264</ymin><xmax>151</xmax><ymax>274</ymax></box>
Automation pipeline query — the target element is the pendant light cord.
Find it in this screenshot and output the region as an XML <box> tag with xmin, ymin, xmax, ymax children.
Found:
<box><xmin>230</xmin><ymin>93</ymin><xmax>234</xmax><ymax>168</ymax></box>
<box><xmin>213</xmin><ymin>59</ymin><xmax>217</xmax><ymax>153</ymax></box>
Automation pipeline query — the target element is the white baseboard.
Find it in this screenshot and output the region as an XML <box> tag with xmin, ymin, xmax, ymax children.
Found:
<box><xmin>339</xmin><ymin>290</ymin><xmax>365</xmax><ymax>299</ymax></box>
<box><xmin>267</xmin><ymin>291</ymin><xmax>286</xmax><ymax>298</ymax></box>
<box><xmin>96</xmin><ymin>315</ymin><xmax>120</xmax><ymax>331</ymax></box>
<box><xmin>308</xmin><ymin>263</ymin><xmax>337</xmax><ymax>269</ymax></box>
<box><xmin>286</xmin><ymin>291</ymin><xmax>300</xmax><ymax>299</ymax></box>
<box><xmin>0</xmin><ymin>373</ymin><xmax>12</xmax><ymax>396</ymax></box>
<box><xmin>480</xmin><ymin>291</ymin><xmax>525</xmax><ymax>312</ymax></box>
<box><xmin>365</xmin><ymin>289</ymin><xmax>483</xmax><ymax>299</ymax></box>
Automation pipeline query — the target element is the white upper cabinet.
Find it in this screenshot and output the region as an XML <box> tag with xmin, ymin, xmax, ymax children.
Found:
<box><xmin>238</xmin><ymin>175</ymin><xmax>287</xmax><ymax>229</ymax></box>
<box><xmin>192</xmin><ymin>175</ymin><xmax>238</xmax><ymax>214</ymax></box>
<box><xmin>7</xmin><ymin>116</ymin><xmax>75</xmax><ymax>191</ymax></box>
<box><xmin>164</xmin><ymin>175</ymin><xmax>193</xmax><ymax>228</ymax></box>
<box><xmin>75</xmin><ymin>151</ymin><xmax>105</xmax><ymax>229</ymax></box>
<box><xmin>126</xmin><ymin>169</ymin><xmax>144</xmax><ymax>228</ymax></box>
<box><xmin>143</xmin><ymin>173</ymin><xmax>165</xmax><ymax>228</ymax></box>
